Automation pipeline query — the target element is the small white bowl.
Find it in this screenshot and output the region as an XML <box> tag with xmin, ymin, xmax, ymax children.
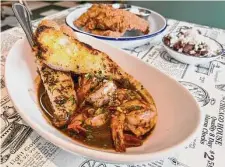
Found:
<box><xmin>162</xmin><ymin>33</ymin><xmax>224</xmax><ymax>65</ymax></box>
<box><xmin>66</xmin><ymin>3</ymin><xmax>167</xmax><ymax>48</ymax></box>
<box><xmin>5</xmin><ymin>33</ymin><xmax>201</xmax><ymax>163</ymax></box>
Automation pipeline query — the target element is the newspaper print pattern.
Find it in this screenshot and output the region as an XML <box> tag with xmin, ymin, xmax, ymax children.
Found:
<box><xmin>0</xmin><ymin>8</ymin><xmax>225</xmax><ymax>167</ymax></box>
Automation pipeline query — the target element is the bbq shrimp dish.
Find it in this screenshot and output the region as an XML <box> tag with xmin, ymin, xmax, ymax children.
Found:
<box><xmin>34</xmin><ymin>20</ymin><xmax>157</xmax><ymax>152</ymax></box>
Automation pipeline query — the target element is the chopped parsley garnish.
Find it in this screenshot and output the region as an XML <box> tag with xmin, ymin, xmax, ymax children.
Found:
<box><xmin>127</xmin><ymin>105</ymin><xmax>142</xmax><ymax>111</ymax></box>
<box><xmin>95</xmin><ymin>108</ymin><xmax>106</xmax><ymax>115</ymax></box>
<box><xmin>84</xmin><ymin>73</ymin><xmax>92</xmax><ymax>79</ymax></box>
<box><xmin>109</xmin><ymin>76</ymin><xmax>113</xmax><ymax>81</ymax></box>
<box><xmin>133</xmin><ymin>106</ymin><xmax>142</xmax><ymax>110</ymax></box>
<box><xmin>69</xmin><ymin>96</ymin><xmax>76</xmax><ymax>105</ymax></box>
<box><xmin>90</xmin><ymin>87</ymin><xmax>95</xmax><ymax>92</ymax></box>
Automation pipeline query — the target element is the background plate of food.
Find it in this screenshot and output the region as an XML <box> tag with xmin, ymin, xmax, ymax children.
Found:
<box><xmin>5</xmin><ymin>20</ymin><xmax>201</xmax><ymax>163</ymax></box>
<box><xmin>66</xmin><ymin>3</ymin><xmax>167</xmax><ymax>48</ymax></box>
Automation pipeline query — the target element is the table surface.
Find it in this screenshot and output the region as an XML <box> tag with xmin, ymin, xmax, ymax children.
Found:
<box><xmin>1</xmin><ymin>6</ymin><xmax>225</xmax><ymax>167</ymax></box>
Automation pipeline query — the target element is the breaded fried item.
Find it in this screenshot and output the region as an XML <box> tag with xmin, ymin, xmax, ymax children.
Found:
<box><xmin>74</xmin><ymin>4</ymin><xmax>149</xmax><ymax>37</ymax></box>
<box><xmin>34</xmin><ymin>20</ymin><xmax>155</xmax><ymax>106</ymax></box>
<box><xmin>74</xmin><ymin>4</ymin><xmax>105</xmax><ymax>28</ymax></box>
<box><xmin>91</xmin><ymin>29</ymin><xmax>125</xmax><ymax>38</ymax></box>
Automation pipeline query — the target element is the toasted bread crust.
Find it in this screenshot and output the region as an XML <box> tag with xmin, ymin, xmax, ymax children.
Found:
<box><xmin>60</xmin><ymin>24</ymin><xmax>78</xmax><ymax>39</ymax></box>
<box><xmin>35</xmin><ymin>22</ymin><xmax>122</xmax><ymax>79</ymax></box>
<box><xmin>39</xmin><ymin>20</ymin><xmax>60</xmax><ymax>30</ymax></box>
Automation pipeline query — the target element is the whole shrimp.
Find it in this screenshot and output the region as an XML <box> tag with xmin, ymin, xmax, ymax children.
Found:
<box><xmin>68</xmin><ymin>107</ymin><xmax>108</xmax><ymax>133</ymax></box>
<box><xmin>110</xmin><ymin>89</ymin><xmax>157</xmax><ymax>152</ymax></box>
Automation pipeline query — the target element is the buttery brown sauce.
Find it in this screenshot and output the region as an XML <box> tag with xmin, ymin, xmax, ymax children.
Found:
<box><xmin>38</xmin><ymin>80</ymin><xmax>155</xmax><ymax>150</ymax></box>
<box><xmin>38</xmin><ymin>82</ymin><xmax>114</xmax><ymax>149</ymax></box>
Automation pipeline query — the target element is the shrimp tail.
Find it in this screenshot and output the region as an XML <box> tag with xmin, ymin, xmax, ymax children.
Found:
<box><xmin>124</xmin><ymin>134</ymin><xmax>142</xmax><ymax>147</ymax></box>
<box><xmin>67</xmin><ymin>121</ymin><xmax>86</xmax><ymax>133</ymax></box>
<box><xmin>68</xmin><ymin>114</ymin><xmax>87</xmax><ymax>133</ymax></box>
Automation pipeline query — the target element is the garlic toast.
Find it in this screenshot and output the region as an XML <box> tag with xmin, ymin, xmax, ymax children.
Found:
<box><xmin>35</xmin><ymin>20</ymin><xmax>122</xmax><ymax>79</ymax></box>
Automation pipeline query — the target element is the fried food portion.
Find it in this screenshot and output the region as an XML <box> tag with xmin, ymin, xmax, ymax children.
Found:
<box><xmin>74</xmin><ymin>4</ymin><xmax>149</xmax><ymax>37</ymax></box>
<box><xmin>91</xmin><ymin>29</ymin><xmax>125</xmax><ymax>38</ymax></box>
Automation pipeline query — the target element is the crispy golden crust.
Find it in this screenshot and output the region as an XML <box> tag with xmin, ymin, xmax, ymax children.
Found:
<box><xmin>39</xmin><ymin>20</ymin><xmax>60</xmax><ymax>30</ymax></box>
<box><xmin>35</xmin><ymin>21</ymin><xmax>122</xmax><ymax>79</ymax></box>
<box><xmin>60</xmin><ymin>24</ymin><xmax>78</xmax><ymax>39</ymax></box>
<box><xmin>91</xmin><ymin>29</ymin><xmax>125</xmax><ymax>38</ymax></box>
<box><xmin>74</xmin><ymin>4</ymin><xmax>149</xmax><ymax>37</ymax></box>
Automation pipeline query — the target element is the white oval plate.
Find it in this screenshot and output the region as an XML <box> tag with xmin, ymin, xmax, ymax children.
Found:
<box><xmin>5</xmin><ymin>33</ymin><xmax>201</xmax><ymax>163</ymax></box>
<box><xmin>66</xmin><ymin>3</ymin><xmax>167</xmax><ymax>48</ymax></box>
